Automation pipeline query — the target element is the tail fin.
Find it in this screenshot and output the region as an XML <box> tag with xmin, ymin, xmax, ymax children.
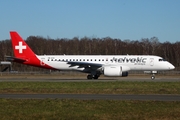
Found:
<box><xmin>10</xmin><ymin>31</ymin><xmax>36</xmax><ymax>58</ymax></box>
<box><xmin>9</xmin><ymin>31</ymin><xmax>55</xmax><ymax>69</ymax></box>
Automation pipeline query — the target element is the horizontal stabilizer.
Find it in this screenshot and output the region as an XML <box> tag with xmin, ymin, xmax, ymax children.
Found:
<box><xmin>5</xmin><ymin>56</ymin><xmax>26</xmax><ymax>62</ymax></box>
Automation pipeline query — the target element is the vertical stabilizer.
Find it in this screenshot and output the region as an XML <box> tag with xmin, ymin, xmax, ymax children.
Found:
<box><xmin>10</xmin><ymin>31</ymin><xmax>36</xmax><ymax>58</ymax></box>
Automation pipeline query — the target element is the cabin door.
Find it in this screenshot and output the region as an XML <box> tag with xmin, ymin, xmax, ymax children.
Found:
<box><xmin>150</xmin><ymin>58</ymin><xmax>154</xmax><ymax>66</ymax></box>
<box><xmin>40</xmin><ymin>58</ymin><xmax>45</xmax><ymax>66</ymax></box>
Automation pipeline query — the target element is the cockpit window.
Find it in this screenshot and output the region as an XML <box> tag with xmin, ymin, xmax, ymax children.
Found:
<box><xmin>159</xmin><ymin>59</ymin><xmax>166</xmax><ymax>61</ymax></box>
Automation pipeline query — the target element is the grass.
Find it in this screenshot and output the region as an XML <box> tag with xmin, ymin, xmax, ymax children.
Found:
<box><xmin>0</xmin><ymin>80</ymin><xmax>180</xmax><ymax>119</ymax></box>
<box><xmin>0</xmin><ymin>81</ymin><xmax>180</xmax><ymax>94</ymax></box>
<box><xmin>0</xmin><ymin>99</ymin><xmax>180</xmax><ymax>120</ymax></box>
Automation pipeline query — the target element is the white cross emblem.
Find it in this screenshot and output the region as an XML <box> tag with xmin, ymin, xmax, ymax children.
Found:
<box><xmin>15</xmin><ymin>42</ymin><xmax>27</xmax><ymax>53</ymax></box>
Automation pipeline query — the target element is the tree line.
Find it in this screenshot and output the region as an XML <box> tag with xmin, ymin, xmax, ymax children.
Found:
<box><xmin>0</xmin><ymin>36</ymin><xmax>179</xmax><ymax>71</ymax></box>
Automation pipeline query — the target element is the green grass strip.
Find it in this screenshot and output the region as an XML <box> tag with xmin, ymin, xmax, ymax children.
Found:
<box><xmin>0</xmin><ymin>81</ymin><xmax>180</xmax><ymax>94</ymax></box>
<box><xmin>0</xmin><ymin>99</ymin><xmax>180</xmax><ymax>120</ymax></box>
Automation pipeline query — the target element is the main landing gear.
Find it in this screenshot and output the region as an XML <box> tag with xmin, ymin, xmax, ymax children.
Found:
<box><xmin>87</xmin><ymin>74</ymin><xmax>100</xmax><ymax>79</ymax></box>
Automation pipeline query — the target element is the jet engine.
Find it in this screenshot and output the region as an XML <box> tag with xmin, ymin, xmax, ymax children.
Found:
<box><xmin>103</xmin><ymin>66</ymin><xmax>130</xmax><ymax>77</ymax></box>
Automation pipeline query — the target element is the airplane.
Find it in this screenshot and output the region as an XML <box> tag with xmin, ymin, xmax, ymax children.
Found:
<box><xmin>6</xmin><ymin>31</ymin><xmax>175</xmax><ymax>80</ymax></box>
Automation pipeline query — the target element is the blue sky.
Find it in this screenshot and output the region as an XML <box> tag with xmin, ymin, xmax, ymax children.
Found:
<box><xmin>0</xmin><ymin>0</ymin><xmax>180</xmax><ymax>43</ymax></box>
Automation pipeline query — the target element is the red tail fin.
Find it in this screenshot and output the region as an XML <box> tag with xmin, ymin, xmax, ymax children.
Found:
<box><xmin>10</xmin><ymin>31</ymin><xmax>36</xmax><ymax>58</ymax></box>
<box><xmin>9</xmin><ymin>31</ymin><xmax>55</xmax><ymax>69</ymax></box>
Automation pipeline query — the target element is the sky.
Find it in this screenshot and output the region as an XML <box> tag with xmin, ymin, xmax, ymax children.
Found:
<box><xmin>0</xmin><ymin>0</ymin><xmax>180</xmax><ymax>43</ymax></box>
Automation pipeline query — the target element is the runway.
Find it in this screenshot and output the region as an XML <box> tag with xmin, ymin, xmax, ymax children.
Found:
<box><xmin>0</xmin><ymin>75</ymin><xmax>180</xmax><ymax>82</ymax></box>
<box><xmin>0</xmin><ymin>94</ymin><xmax>180</xmax><ymax>101</ymax></box>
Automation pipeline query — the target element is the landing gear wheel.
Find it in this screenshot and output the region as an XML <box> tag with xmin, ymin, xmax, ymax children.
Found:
<box><xmin>151</xmin><ymin>76</ymin><xmax>155</xmax><ymax>80</ymax></box>
<box><xmin>93</xmin><ymin>75</ymin><xmax>99</xmax><ymax>79</ymax></box>
<box><xmin>87</xmin><ymin>75</ymin><xmax>93</xmax><ymax>79</ymax></box>
<box><xmin>87</xmin><ymin>74</ymin><xmax>100</xmax><ymax>79</ymax></box>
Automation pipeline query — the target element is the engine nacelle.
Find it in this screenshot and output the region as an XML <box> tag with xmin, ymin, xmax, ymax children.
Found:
<box><xmin>103</xmin><ymin>66</ymin><xmax>130</xmax><ymax>77</ymax></box>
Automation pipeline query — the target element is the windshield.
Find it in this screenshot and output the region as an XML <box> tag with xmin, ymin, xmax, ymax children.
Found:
<box><xmin>159</xmin><ymin>58</ymin><xmax>166</xmax><ymax>61</ymax></box>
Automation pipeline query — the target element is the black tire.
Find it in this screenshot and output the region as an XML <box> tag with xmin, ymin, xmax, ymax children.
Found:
<box><xmin>93</xmin><ymin>75</ymin><xmax>99</xmax><ymax>79</ymax></box>
<box><xmin>87</xmin><ymin>75</ymin><xmax>93</xmax><ymax>79</ymax></box>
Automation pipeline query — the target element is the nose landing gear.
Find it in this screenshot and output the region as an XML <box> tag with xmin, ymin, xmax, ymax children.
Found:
<box><xmin>144</xmin><ymin>71</ymin><xmax>157</xmax><ymax>80</ymax></box>
<box><xmin>150</xmin><ymin>71</ymin><xmax>157</xmax><ymax>80</ymax></box>
<box><xmin>151</xmin><ymin>74</ymin><xmax>155</xmax><ymax>80</ymax></box>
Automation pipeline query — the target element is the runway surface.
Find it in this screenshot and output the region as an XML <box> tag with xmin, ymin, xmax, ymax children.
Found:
<box><xmin>0</xmin><ymin>75</ymin><xmax>180</xmax><ymax>82</ymax></box>
<box><xmin>0</xmin><ymin>94</ymin><xmax>180</xmax><ymax>101</ymax></box>
<box><xmin>0</xmin><ymin>75</ymin><xmax>180</xmax><ymax>101</ymax></box>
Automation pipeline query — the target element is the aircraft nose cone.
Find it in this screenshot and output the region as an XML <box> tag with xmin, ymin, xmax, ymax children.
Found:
<box><xmin>169</xmin><ymin>63</ymin><xmax>175</xmax><ymax>70</ymax></box>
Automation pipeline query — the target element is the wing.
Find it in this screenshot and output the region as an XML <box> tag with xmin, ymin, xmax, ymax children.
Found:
<box><xmin>67</xmin><ymin>61</ymin><xmax>102</xmax><ymax>70</ymax></box>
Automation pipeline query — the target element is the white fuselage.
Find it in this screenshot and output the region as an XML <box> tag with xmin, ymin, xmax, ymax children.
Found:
<box><xmin>37</xmin><ymin>55</ymin><xmax>175</xmax><ymax>72</ymax></box>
